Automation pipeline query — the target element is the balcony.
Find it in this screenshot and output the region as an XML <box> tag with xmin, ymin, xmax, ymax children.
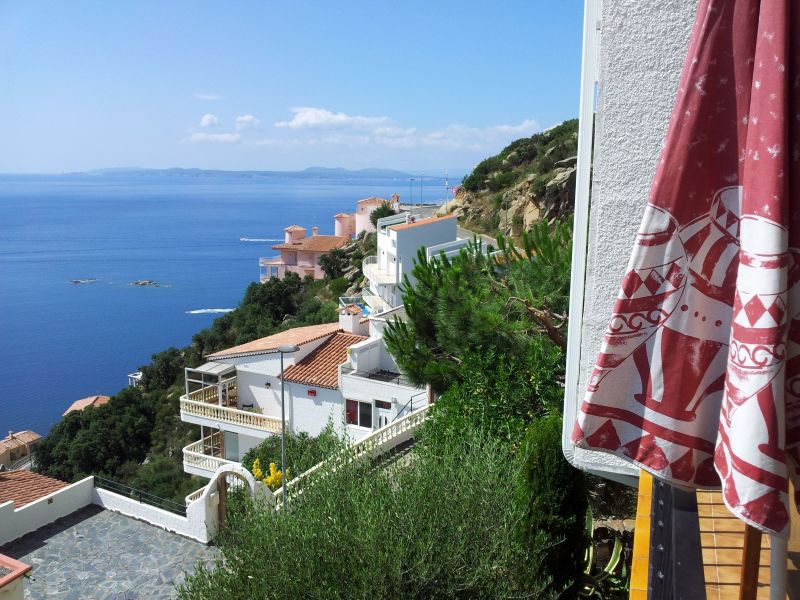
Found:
<box><xmin>340</xmin><ymin>365</ymin><xmax>421</xmax><ymax>390</ymax></box>
<box><xmin>362</xmin><ymin>255</ymin><xmax>397</xmax><ymax>285</ymax></box>
<box><xmin>361</xmin><ymin>292</ymin><xmax>392</xmax><ymax>314</ymax></box>
<box><xmin>180</xmin><ymin>380</ymin><xmax>283</xmax><ymax>437</ymax></box>
<box><xmin>182</xmin><ymin>432</ymin><xmax>237</xmax><ymax>478</ymax></box>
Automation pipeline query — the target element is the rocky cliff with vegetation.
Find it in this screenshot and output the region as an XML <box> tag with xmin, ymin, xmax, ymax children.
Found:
<box><xmin>441</xmin><ymin>119</ymin><xmax>578</xmax><ymax>238</ymax></box>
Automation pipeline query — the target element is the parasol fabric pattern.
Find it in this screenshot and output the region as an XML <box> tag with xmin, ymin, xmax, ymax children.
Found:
<box><xmin>572</xmin><ymin>0</ymin><xmax>800</xmax><ymax>537</ymax></box>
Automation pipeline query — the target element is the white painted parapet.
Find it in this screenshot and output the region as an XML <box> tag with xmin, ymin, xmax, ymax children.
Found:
<box><xmin>0</xmin><ymin>477</ymin><xmax>94</xmax><ymax>546</ymax></box>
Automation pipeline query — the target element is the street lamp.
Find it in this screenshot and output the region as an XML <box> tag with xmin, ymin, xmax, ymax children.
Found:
<box><xmin>278</xmin><ymin>343</ymin><xmax>299</xmax><ymax>509</ymax></box>
<box><xmin>408</xmin><ymin>178</ymin><xmax>415</xmax><ymax>216</ymax></box>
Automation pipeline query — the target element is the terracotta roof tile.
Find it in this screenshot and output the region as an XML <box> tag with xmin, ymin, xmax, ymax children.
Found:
<box><xmin>271</xmin><ymin>235</ymin><xmax>349</xmax><ymax>252</ymax></box>
<box><xmin>390</xmin><ymin>214</ymin><xmax>457</xmax><ymax>232</ymax></box>
<box><xmin>208</xmin><ymin>322</ymin><xmax>340</xmax><ymax>360</ymax></box>
<box><xmin>282</xmin><ymin>331</ymin><xmax>367</xmax><ymax>389</ymax></box>
<box><xmin>0</xmin><ymin>431</ymin><xmax>42</xmax><ymax>454</ymax></box>
<box><xmin>357</xmin><ymin>197</ymin><xmax>388</xmax><ymax>206</ymax></box>
<box><xmin>284</xmin><ymin>224</ymin><xmax>306</xmax><ymax>231</ymax></box>
<box><xmin>339</xmin><ymin>304</ymin><xmax>362</xmax><ymax>315</ymax></box>
<box><xmin>0</xmin><ymin>471</ymin><xmax>67</xmax><ymax>508</ymax></box>
<box><xmin>334</xmin><ymin>213</ymin><xmax>353</xmax><ymax>218</ymax></box>
<box><xmin>63</xmin><ymin>395</ymin><xmax>111</xmax><ymax>416</ymax></box>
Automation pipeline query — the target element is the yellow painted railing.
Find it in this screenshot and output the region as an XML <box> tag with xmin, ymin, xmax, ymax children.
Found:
<box><xmin>180</xmin><ymin>397</ymin><xmax>283</xmax><ymax>434</ymax></box>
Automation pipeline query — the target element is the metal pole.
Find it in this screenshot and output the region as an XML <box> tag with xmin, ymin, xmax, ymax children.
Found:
<box><xmin>409</xmin><ymin>178</ymin><xmax>413</xmax><ymax>216</ymax></box>
<box><xmin>280</xmin><ymin>350</ymin><xmax>287</xmax><ymax>510</ymax></box>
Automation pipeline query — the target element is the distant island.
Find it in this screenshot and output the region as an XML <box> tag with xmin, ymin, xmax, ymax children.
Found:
<box><xmin>68</xmin><ymin>166</ymin><xmax>457</xmax><ymax>181</ymax></box>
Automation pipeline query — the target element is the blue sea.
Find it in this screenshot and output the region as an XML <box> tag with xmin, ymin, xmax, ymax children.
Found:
<box><xmin>0</xmin><ymin>173</ymin><xmax>443</xmax><ymax>436</ymax></box>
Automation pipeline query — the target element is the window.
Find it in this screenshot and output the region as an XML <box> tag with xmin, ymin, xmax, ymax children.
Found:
<box><xmin>375</xmin><ymin>400</ymin><xmax>392</xmax><ymax>410</ymax></box>
<box><xmin>346</xmin><ymin>399</ymin><xmax>372</xmax><ymax>428</ymax></box>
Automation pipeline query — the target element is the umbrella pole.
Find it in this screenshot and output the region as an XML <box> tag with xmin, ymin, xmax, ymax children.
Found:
<box><xmin>769</xmin><ymin>535</ymin><xmax>787</xmax><ymax>600</ymax></box>
<box><xmin>739</xmin><ymin>525</ymin><xmax>761</xmax><ymax>600</ymax></box>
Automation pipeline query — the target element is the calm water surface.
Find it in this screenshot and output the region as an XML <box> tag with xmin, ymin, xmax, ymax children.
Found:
<box><xmin>0</xmin><ymin>173</ymin><xmax>441</xmax><ymax>435</ymax></box>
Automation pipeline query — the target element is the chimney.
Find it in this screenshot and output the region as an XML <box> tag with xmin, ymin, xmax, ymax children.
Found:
<box><xmin>312</xmin><ymin>226</ymin><xmax>319</xmax><ymax>236</ymax></box>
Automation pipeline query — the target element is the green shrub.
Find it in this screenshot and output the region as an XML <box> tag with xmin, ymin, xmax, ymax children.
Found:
<box><xmin>179</xmin><ymin>428</ymin><xmax>556</xmax><ymax>600</ymax></box>
<box><xmin>240</xmin><ymin>423</ymin><xmax>345</xmax><ymax>478</ymax></box>
<box><xmin>369</xmin><ymin>201</ymin><xmax>397</xmax><ymax>226</ymax></box>
<box><xmin>516</xmin><ymin>413</ymin><xmax>588</xmax><ymax>598</ymax></box>
<box><xmin>328</xmin><ymin>276</ymin><xmax>349</xmax><ymax>297</ymax></box>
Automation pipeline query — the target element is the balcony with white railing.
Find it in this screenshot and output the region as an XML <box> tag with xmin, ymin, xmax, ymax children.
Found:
<box><xmin>182</xmin><ymin>432</ymin><xmax>237</xmax><ymax>478</ymax></box>
<box><xmin>180</xmin><ymin>380</ymin><xmax>283</xmax><ymax>437</ymax></box>
<box><xmin>362</xmin><ymin>255</ymin><xmax>397</xmax><ymax>285</ymax></box>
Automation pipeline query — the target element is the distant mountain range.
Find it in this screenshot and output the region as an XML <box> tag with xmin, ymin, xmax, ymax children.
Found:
<box><xmin>77</xmin><ymin>166</ymin><xmax>455</xmax><ymax>181</ymax></box>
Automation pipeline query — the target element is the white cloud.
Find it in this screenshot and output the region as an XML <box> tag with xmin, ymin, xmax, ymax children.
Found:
<box><xmin>275</xmin><ymin>107</ymin><xmax>389</xmax><ymax>130</ymax></box>
<box><xmin>184</xmin><ymin>132</ymin><xmax>242</xmax><ymax>144</ymax></box>
<box><xmin>193</xmin><ymin>92</ymin><xmax>222</xmax><ymax>100</ymax></box>
<box><xmin>235</xmin><ymin>114</ymin><xmax>261</xmax><ymax>131</ymax></box>
<box><xmin>200</xmin><ymin>114</ymin><xmax>220</xmax><ymax>127</ymax></box>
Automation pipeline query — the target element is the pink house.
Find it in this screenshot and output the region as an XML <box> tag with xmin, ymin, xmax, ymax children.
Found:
<box><xmin>259</xmin><ymin>225</ymin><xmax>348</xmax><ymax>281</ymax></box>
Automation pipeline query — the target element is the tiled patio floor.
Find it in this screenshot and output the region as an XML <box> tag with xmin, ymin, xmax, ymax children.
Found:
<box><xmin>0</xmin><ymin>505</ymin><xmax>217</xmax><ymax>599</ymax></box>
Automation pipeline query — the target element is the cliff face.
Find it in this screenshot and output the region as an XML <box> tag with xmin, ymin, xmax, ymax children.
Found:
<box><xmin>440</xmin><ymin>119</ymin><xmax>578</xmax><ymax>237</ymax></box>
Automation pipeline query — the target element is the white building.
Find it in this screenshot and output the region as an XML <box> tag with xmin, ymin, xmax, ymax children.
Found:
<box><xmin>361</xmin><ymin>213</ymin><xmax>460</xmax><ymax>312</ymax></box>
<box><xmin>180</xmin><ymin>307</ymin><xmax>425</xmax><ymax>478</ymax></box>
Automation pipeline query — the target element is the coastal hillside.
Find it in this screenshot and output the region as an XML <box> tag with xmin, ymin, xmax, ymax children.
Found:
<box><xmin>441</xmin><ymin>118</ymin><xmax>578</xmax><ymax>237</ymax></box>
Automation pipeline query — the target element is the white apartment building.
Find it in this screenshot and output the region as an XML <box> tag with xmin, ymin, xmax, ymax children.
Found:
<box><xmin>180</xmin><ymin>307</ymin><xmax>425</xmax><ymax>478</ymax></box>
<box><xmin>361</xmin><ymin>213</ymin><xmax>459</xmax><ymax>312</ymax></box>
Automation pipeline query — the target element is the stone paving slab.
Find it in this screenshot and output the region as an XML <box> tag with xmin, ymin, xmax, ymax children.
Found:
<box><xmin>1</xmin><ymin>505</ymin><xmax>218</xmax><ymax>599</ymax></box>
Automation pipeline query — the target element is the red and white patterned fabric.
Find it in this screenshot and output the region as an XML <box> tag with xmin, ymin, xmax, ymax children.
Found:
<box><xmin>572</xmin><ymin>0</ymin><xmax>800</xmax><ymax>537</ymax></box>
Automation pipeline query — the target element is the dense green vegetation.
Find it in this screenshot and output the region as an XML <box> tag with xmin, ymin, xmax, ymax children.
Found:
<box><xmin>240</xmin><ymin>423</ymin><xmax>345</xmax><ymax>483</ymax></box>
<box><xmin>369</xmin><ymin>201</ymin><xmax>396</xmax><ymax>226</ymax></box>
<box><xmin>179</xmin><ymin>218</ymin><xmax>612</xmax><ymax>598</ymax></box>
<box><xmin>34</xmin><ymin>270</ymin><xmax>346</xmax><ymax>502</ymax></box>
<box><xmin>461</xmin><ymin>118</ymin><xmax>578</xmax><ymax>194</ymax></box>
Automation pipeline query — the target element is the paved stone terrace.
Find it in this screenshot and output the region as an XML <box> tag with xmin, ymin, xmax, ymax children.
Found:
<box><xmin>1</xmin><ymin>505</ymin><xmax>218</xmax><ymax>599</ymax></box>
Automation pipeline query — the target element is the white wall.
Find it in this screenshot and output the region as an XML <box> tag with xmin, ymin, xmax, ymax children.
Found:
<box><xmin>92</xmin><ymin>488</ymin><xmax>212</xmax><ymax>544</ymax></box>
<box><xmin>567</xmin><ymin>0</ymin><xmax>698</xmax><ymax>477</ymax></box>
<box><xmin>340</xmin><ymin>374</ymin><xmax>422</xmax><ymax>419</ymax></box>
<box><xmin>394</xmin><ymin>218</ymin><xmax>457</xmax><ymax>288</ymax></box>
<box><xmin>237</xmin><ymin>433</ymin><xmax>262</xmax><ymax>460</ymax></box>
<box><xmin>287</xmin><ymin>384</ymin><xmax>344</xmax><ymax>437</ymax></box>
<box><xmin>0</xmin><ymin>477</ymin><xmax>95</xmax><ymax>545</ymax></box>
<box><xmin>0</xmin><ymin>477</ymin><xmax>216</xmax><ymax>547</ymax></box>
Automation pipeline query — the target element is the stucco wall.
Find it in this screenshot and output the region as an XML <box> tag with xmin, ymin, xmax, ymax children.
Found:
<box><xmin>571</xmin><ymin>0</ymin><xmax>698</xmax><ymax>476</ymax></box>
<box><xmin>0</xmin><ymin>477</ymin><xmax>95</xmax><ymax>545</ymax></box>
<box><xmin>92</xmin><ymin>488</ymin><xmax>211</xmax><ymax>544</ymax></box>
<box><xmin>288</xmin><ymin>385</ymin><xmax>344</xmax><ymax>436</ymax></box>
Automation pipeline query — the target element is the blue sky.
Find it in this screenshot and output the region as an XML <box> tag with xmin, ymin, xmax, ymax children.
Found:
<box><xmin>0</xmin><ymin>1</ymin><xmax>584</xmax><ymax>173</ymax></box>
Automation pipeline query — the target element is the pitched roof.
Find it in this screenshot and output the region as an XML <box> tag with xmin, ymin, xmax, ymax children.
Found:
<box><xmin>339</xmin><ymin>304</ymin><xmax>362</xmax><ymax>315</ymax></box>
<box><xmin>0</xmin><ymin>471</ymin><xmax>67</xmax><ymax>508</ymax></box>
<box><xmin>63</xmin><ymin>395</ymin><xmax>111</xmax><ymax>416</ymax></box>
<box><xmin>207</xmin><ymin>322</ymin><xmax>341</xmax><ymax>360</ymax></box>
<box><xmin>357</xmin><ymin>197</ymin><xmax>388</xmax><ymax>206</ymax></box>
<box><xmin>0</xmin><ymin>431</ymin><xmax>42</xmax><ymax>454</ymax></box>
<box><xmin>390</xmin><ymin>214</ymin><xmax>457</xmax><ymax>232</ymax></box>
<box><xmin>334</xmin><ymin>212</ymin><xmax>353</xmax><ymax>218</ymax></box>
<box><xmin>271</xmin><ymin>235</ymin><xmax>349</xmax><ymax>253</ymax></box>
<box><xmin>284</xmin><ymin>224</ymin><xmax>306</xmax><ymax>231</ymax></box>
<box><xmin>282</xmin><ymin>331</ymin><xmax>367</xmax><ymax>389</ymax></box>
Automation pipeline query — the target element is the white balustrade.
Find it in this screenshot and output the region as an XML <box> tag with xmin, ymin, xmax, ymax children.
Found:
<box><xmin>180</xmin><ymin>397</ymin><xmax>283</xmax><ymax>434</ymax></box>
<box><xmin>274</xmin><ymin>404</ymin><xmax>430</xmax><ymax>506</ymax></box>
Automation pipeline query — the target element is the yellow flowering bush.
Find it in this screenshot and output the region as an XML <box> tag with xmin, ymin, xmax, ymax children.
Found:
<box><xmin>250</xmin><ymin>457</ymin><xmax>291</xmax><ymax>490</ymax></box>
<box><xmin>251</xmin><ymin>458</ymin><xmax>264</xmax><ymax>480</ymax></box>
<box><xmin>264</xmin><ymin>462</ymin><xmax>283</xmax><ymax>489</ymax></box>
